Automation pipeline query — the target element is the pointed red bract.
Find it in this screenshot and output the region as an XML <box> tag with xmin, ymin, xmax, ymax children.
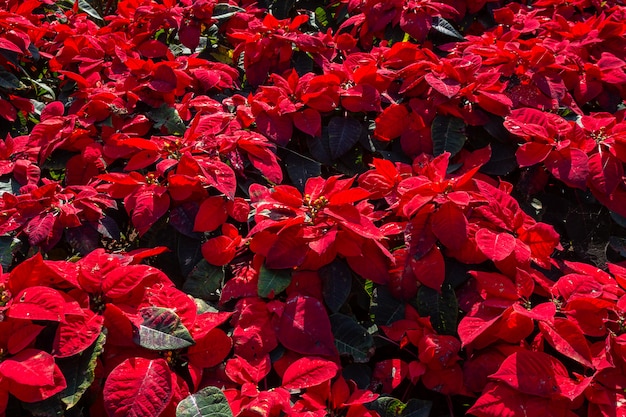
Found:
<box><xmin>103</xmin><ymin>358</ymin><xmax>173</xmax><ymax>417</ymax></box>
<box><xmin>277</xmin><ymin>296</ymin><xmax>337</xmax><ymax>357</ymax></box>
<box><xmin>431</xmin><ymin>201</ymin><xmax>468</xmax><ymax>251</ymax></box>
<box><xmin>194</xmin><ymin>196</ymin><xmax>229</xmax><ymax>232</ymax></box>
<box><xmin>410</xmin><ymin>246</ymin><xmax>445</xmax><ymax>291</ymax></box>
<box><xmin>1</xmin><ymin>349</ymin><xmax>67</xmax><ymax>403</ymax></box>
<box><xmin>52</xmin><ymin>311</ymin><xmax>104</xmax><ymax>358</ymax></box>
<box><xmin>282</xmin><ymin>357</ymin><xmax>339</xmax><ymax>390</ymax></box>
<box><xmin>187</xmin><ymin>328</ymin><xmax>233</xmax><ymax>369</ymax></box>
<box><xmin>7</xmin><ymin>287</ymin><xmax>66</xmax><ymax>322</ymax></box>
<box><xmin>475</xmin><ymin>228</ymin><xmax>516</xmax><ymax>262</ymax></box>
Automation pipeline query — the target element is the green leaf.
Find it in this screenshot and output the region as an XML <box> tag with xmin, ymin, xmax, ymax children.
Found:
<box><xmin>212</xmin><ymin>4</ymin><xmax>244</xmax><ymax>21</ymax></box>
<box><xmin>367</xmin><ymin>396</ymin><xmax>406</xmax><ymax>417</ymax></box>
<box><xmin>431</xmin><ymin>115</ymin><xmax>466</xmax><ymax>157</ymax></box>
<box><xmin>60</xmin><ymin>332</ymin><xmax>106</xmax><ymax>409</ymax></box>
<box><xmin>0</xmin><ymin>177</ymin><xmax>19</xmax><ymax>197</ymax></box>
<box><xmin>370</xmin><ymin>286</ymin><xmax>405</xmax><ymax>326</ymax></box>
<box><xmin>176</xmin><ymin>386</ymin><xmax>233</xmax><ymax>417</ymax></box>
<box><xmin>0</xmin><ymin>236</ymin><xmax>21</xmax><ymax>271</ymax></box>
<box><xmin>401</xmin><ymin>399</ymin><xmax>433</xmax><ymax>417</ymax></box>
<box><xmin>268</xmin><ymin>0</ymin><xmax>295</xmax><ymax>19</ymax></box>
<box><xmin>284</xmin><ymin>150</ymin><xmax>321</xmax><ymax>193</ymax></box>
<box><xmin>183</xmin><ymin>259</ymin><xmax>224</xmax><ymax>301</ymax></box>
<box><xmin>320</xmin><ymin>259</ymin><xmax>352</xmax><ymax>313</ymax></box>
<box><xmin>77</xmin><ymin>0</ymin><xmax>103</xmax><ymax>21</ymax></box>
<box><xmin>133</xmin><ymin>307</ymin><xmax>195</xmax><ymax>350</ymax></box>
<box><xmin>61</xmin><ymin>0</ymin><xmax>104</xmax><ymax>21</ymax></box>
<box><xmin>417</xmin><ymin>283</ymin><xmax>458</xmax><ymax>336</ymax></box>
<box><xmin>367</xmin><ymin>397</ymin><xmax>432</xmax><ymax>417</ymax></box>
<box><xmin>29</xmin><ymin>78</ymin><xmax>56</xmax><ymax>100</ymax></box>
<box><xmin>307</xmin><ymin>133</ymin><xmax>333</xmax><ymax>165</ymax></box>
<box><xmin>177</xmin><ymin>233</ymin><xmax>203</xmax><ymax>277</ymax></box>
<box><xmin>20</xmin><ymin>395</ymin><xmax>65</xmax><ymax>417</ymax></box>
<box><xmin>0</xmin><ymin>68</ymin><xmax>22</xmax><ymax>91</ymax></box>
<box><xmin>315</xmin><ymin>7</ymin><xmax>328</xmax><ymax>28</ymax></box>
<box><xmin>611</xmin><ymin>211</ymin><xmax>626</xmax><ymax>228</ymax></box>
<box><xmin>480</xmin><ymin>142</ymin><xmax>517</xmax><ymax>176</ymax></box>
<box><xmin>609</xmin><ymin>236</ymin><xmax>626</xmax><ymax>258</ymax></box>
<box><xmin>431</xmin><ymin>17</ymin><xmax>464</xmax><ymax>41</ymax></box>
<box><xmin>330</xmin><ymin>313</ymin><xmax>373</xmax><ymax>363</ymax></box>
<box><xmin>258</xmin><ymin>265</ymin><xmax>292</xmax><ymax>298</ymax></box>
<box><xmin>328</xmin><ymin>116</ymin><xmax>362</xmax><ymax>159</ymax></box>
<box><xmin>148</xmin><ymin>104</ymin><xmax>186</xmax><ymax>135</ymax></box>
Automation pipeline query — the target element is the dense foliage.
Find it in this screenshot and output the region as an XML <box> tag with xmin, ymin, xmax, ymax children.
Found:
<box><xmin>1</xmin><ymin>0</ymin><xmax>626</xmax><ymax>416</ymax></box>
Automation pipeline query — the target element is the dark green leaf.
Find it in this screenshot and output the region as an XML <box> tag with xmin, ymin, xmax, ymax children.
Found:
<box><xmin>21</xmin><ymin>395</ymin><xmax>65</xmax><ymax>417</ymax></box>
<box><xmin>330</xmin><ymin>313</ymin><xmax>373</xmax><ymax>363</ymax></box>
<box><xmin>258</xmin><ymin>265</ymin><xmax>292</xmax><ymax>298</ymax></box>
<box><xmin>431</xmin><ymin>115</ymin><xmax>466</xmax><ymax>157</ymax></box>
<box><xmin>367</xmin><ymin>396</ymin><xmax>432</xmax><ymax>417</ymax></box>
<box><xmin>284</xmin><ymin>150</ymin><xmax>321</xmax><ymax>193</ymax></box>
<box><xmin>0</xmin><ymin>236</ymin><xmax>21</xmax><ymax>271</ymax></box>
<box><xmin>611</xmin><ymin>211</ymin><xmax>626</xmax><ymax>228</ymax></box>
<box><xmin>97</xmin><ymin>216</ymin><xmax>120</xmax><ymax>240</ymax></box>
<box><xmin>307</xmin><ymin>133</ymin><xmax>333</xmax><ymax>165</ymax></box>
<box><xmin>370</xmin><ymin>286</ymin><xmax>405</xmax><ymax>326</ymax></box>
<box><xmin>342</xmin><ymin>364</ymin><xmax>372</xmax><ymax>390</ymax></box>
<box><xmin>269</xmin><ymin>0</ymin><xmax>295</xmax><ymax>19</ymax></box>
<box><xmin>0</xmin><ymin>177</ymin><xmax>20</xmax><ymax>196</ymax></box>
<box><xmin>431</xmin><ymin>17</ymin><xmax>464</xmax><ymax>41</ymax></box>
<box><xmin>337</xmin><ymin>144</ymin><xmax>368</xmax><ymax>176</ymax></box>
<box><xmin>77</xmin><ymin>0</ymin><xmax>103</xmax><ymax>21</ymax></box>
<box><xmin>480</xmin><ymin>142</ymin><xmax>517</xmax><ymax>176</ymax></box>
<box><xmin>149</xmin><ymin>104</ymin><xmax>186</xmax><ymax>135</ymax></box>
<box><xmin>328</xmin><ymin>116</ymin><xmax>362</xmax><ymax>159</ymax></box>
<box><xmin>212</xmin><ymin>4</ymin><xmax>245</xmax><ymax>21</ymax></box>
<box><xmin>292</xmin><ymin>51</ymin><xmax>315</xmax><ymax>77</ymax></box>
<box><xmin>176</xmin><ymin>386</ymin><xmax>233</xmax><ymax>417</ymax></box>
<box><xmin>177</xmin><ymin>233</ymin><xmax>203</xmax><ymax>277</ymax></box>
<box><xmin>417</xmin><ymin>283</ymin><xmax>458</xmax><ymax>336</ymax></box>
<box><xmin>65</xmin><ymin>225</ymin><xmax>99</xmax><ymax>256</ymax></box>
<box><xmin>367</xmin><ymin>396</ymin><xmax>405</xmax><ymax>417</ymax></box>
<box><xmin>401</xmin><ymin>399</ymin><xmax>433</xmax><ymax>417</ymax></box>
<box><xmin>483</xmin><ymin>115</ymin><xmax>512</xmax><ymax>143</ymax></box>
<box><xmin>170</xmin><ymin>203</ymin><xmax>202</xmax><ymax>238</ymax></box>
<box><xmin>444</xmin><ymin>259</ymin><xmax>470</xmax><ymax>289</ymax></box>
<box><xmin>183</xmin><ymin>259</ymin><xmax>225</xmax><ymax>301</ymax></box>
<box><xmin>133</xmin><ymin>307</ymin><xmax>195</xmax><ymax>350</ymax></box>
<box><xmin>0</xmin><ymin>68</ymin><xmax>22</xmax><ymax>91</ymax></box>
<box><xmin>320</xmin><ymin>260</ymin><xmax>352</xmax><ymax>313</ymax></box>
<box><xmin>59</xmin><ymin>332</ymin><xmax>106</xmax><ymax>409</ymax></box>
<box><xmin>609</xmin><ymin>236</ymin><xmax>626</xmax><ymax>258</ymax></box>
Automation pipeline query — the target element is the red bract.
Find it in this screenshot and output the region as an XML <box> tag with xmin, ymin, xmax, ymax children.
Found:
<box><xmin>0</xmin><ymin>182</ymin><xmax>116</xmax><ymax>250</ymax></box>
<box><xmin>244</xmin><ymin>70</ymin><xmax>337</xmax><ymax>144</ymax></box>
<box><xmin>0</xmin><ymin>135</ymin><xmax>40</xmax><ymax>187</ymax></box>
<box><xmin>340</xmin><ymin>0</ymin><xmax>459</xmax><ymax>47</ymax></box>
<box><xmin>292</xmin><ymin>375</ymin><xmax>379</xmax><ymax>417</ymax></box>
<box><xmin>103</xmin><ymin>357</ymin><xmax>174</xmax><ymax>417</ymax></box>
<box><xmin>229</xmin><ymin>14</ymin><xmax>331</xmax><ymax>86</ymax></box>
<box><xmin>364</xmin><ymin>151</ymin><xmax>486</xmax><ymax>290</ymax></box>
<box><xmin>505</xmin><ymin>108</ymin><xmax>626</xmax><ymax>217</ymax></box>
<box><xmin>469</xmin><ymin>350</ymin><xmax>587</xmax><ymax>417</ymax></box>
<box><xmin>0</xmin><ymin>346</ymin><xmax>67</xmax><ymax>412</ymax></box>
<box><xmin>505</xmin><ymin>108</ymin><xmax>590</xmax><ymax>189</ymax></box>
<box><xmin>5</xmin><ymin>0</ymin><xmax>626</xmax><ymax>415</ymax></box>
<box><xmin>379</xmin><ymin>305</ymin><xmax>464</xmax><ymax>395</ymax></box>
<box><xmin>248</xmin><ymin>176</ymin><xmax>392</xmax><ymax>281</ymax></box>
<box><xmin>426</xmin><ymin>56</ymin><xmax>513</xmax><ymax>123</ymax></box>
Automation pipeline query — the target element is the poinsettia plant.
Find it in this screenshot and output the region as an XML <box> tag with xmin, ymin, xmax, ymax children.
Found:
<box><xmin>1</xmin><ymin>0</ymin><xmax>626</xmax><ymax>416</ymax></box>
